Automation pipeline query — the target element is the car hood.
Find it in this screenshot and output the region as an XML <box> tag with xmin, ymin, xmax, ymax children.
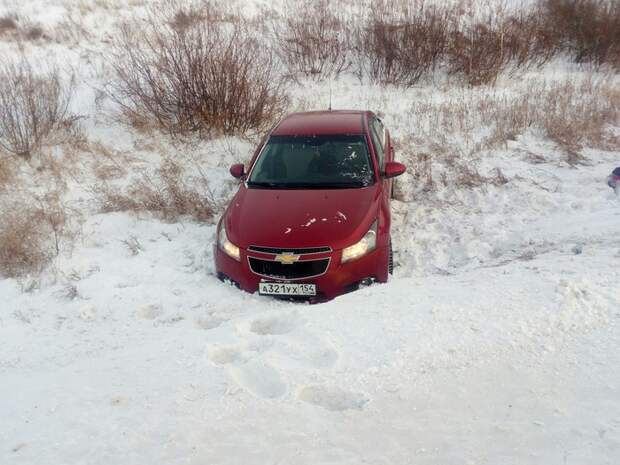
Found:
<box><xmin>224</xmin><ymin>185</ymin><xmax>380</xmax><ymax>251</ymax></box>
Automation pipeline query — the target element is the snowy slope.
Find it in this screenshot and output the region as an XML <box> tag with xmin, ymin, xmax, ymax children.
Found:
<box><xmin>2</xmin><ymin>160</ymin><xmax>619</xmax><ymax>464</ymax></box>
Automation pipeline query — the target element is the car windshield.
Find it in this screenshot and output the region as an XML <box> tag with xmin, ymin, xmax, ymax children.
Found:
<box><xmin>247</xmin><ymin>135</ymin><xmax>374</xmax><ymax>189</ymax></box>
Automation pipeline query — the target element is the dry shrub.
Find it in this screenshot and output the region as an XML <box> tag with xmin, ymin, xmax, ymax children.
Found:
<box><xmin>0</xmin><ymin>192</ymin><xmax>74</xmax><ymax>278</ymax></box>
<box><xmin>0</xmin><ymin>55</ymin><xmax>77</xmax><ymax>158</ymax></box>
<box><xmin>0</xmin><ymin>156</ymin><xmax>14</xmax><ymax>190</ymax></box>
<box><xmin>349</xmin><ymin>0</ymin><xmax>558</xmax><ymax>87</ymax></box>
<box><xmin>354</xmin><ymin>0</ymin><xmax>449</xmax><ymax>86</ymax></box>
<box><xmin>484</xmin><ymin>77</ymin><xmax>620</xmax><ymax>161</ymax></box>
<box><xmin>0</xmin><ymin>15</ymin><xmax>18</xmax><ymax>35</ymax></box>
<box><xmin>402</xmin><ymin>75</ymin><xmax>620</xmax><ymax>170</ymax></box>
<box><xmin>25</xmin><ymin>24</ymin><xmax>45</xmax><ymax>40</ymax></box>
<box><xmin>200</xmin><ymin>0</ymin><xmax>620</xmax><ymax>88</ymax></box>
<box><xmin>0</xmin><ymin>14</ymin><xmax>48</xmax><ymax>42</ymax></box>
<box><xmin>502</xmin><ymin>12</ymin><xmax>560</xmax><ymax>70</ymax></box>
<box><xmin>97</xmin><ymin>158</ymin><xmax>214</xmax><ymax>222</ymax></box>
<box><xmin>54</xmin><ymin>12</ymin><xmax>92</xmax><ymax>45</ymax></box>
<box><xmin>344</xmin><ymin>0</ymin><xmax>618</xmax><ymax>87</ymax></box>
<box><xmin>108</xmin><ymin>1</ymin><xmax>288</xmax><ymax>136</ymax></box>
<box><xmin>393</xmin><ymin>138</ymin><xmax>509</xmax><ymax>202</ymax></box>
<box><xmin>447</xmin><ymin>21</ymin><xmax>509</xmax><ymax>86</ymax></box>
<box><xmin>271</xmin><ymin>0</ymin><xmax>352</xmax><ymax>78</ymax></box>
<box><xmin>542</xmin><ymin>0</ymin><xmax>620</xmax><ymax>68</ymax></box>
<box><xmin>445</xmin><ymin>3</ymin><xmax>561</xmax><ymax>86</ymax></box>
<box><xmin>536</xmin><ymin>79</ymin><xmax>620</xmax><ymax>163</ymax></box>
<box><xmin>0</xmin><ymin>202</ymin><xmax>49</xmax><ymax>278</ymax></box>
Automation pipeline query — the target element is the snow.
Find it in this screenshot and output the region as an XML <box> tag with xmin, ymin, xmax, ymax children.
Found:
<box><xmin>2</xmin><ymin>174</ymin><xmax>619</xmax><ymax>464</ymax></box>
<box><xmin>1</xmin><ymin>0</ymin><xmax>620</xmax><ymax>464</ymax></box>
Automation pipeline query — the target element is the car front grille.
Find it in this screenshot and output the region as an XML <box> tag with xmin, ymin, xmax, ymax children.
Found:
<box><xmin>248</xmin><ymin>245</ymin><xmax>331</xmax><ymax>255</ymax></box>
<box><xmin>248</xmin><ymin>257</ymin><xmax>329</xmax><ymax>280</ymax></box>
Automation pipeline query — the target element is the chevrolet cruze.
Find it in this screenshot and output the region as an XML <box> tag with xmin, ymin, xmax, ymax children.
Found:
<box><xmin>214</xmin><ymin>110</ymin><xmax>406</xmax><ymax>301</ymax></box>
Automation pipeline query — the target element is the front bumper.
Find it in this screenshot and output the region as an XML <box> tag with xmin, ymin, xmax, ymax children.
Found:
<box><xmin>214</xmin><ymin>243</ymin><xmax>389</xmax><ymax>301</ymax></box>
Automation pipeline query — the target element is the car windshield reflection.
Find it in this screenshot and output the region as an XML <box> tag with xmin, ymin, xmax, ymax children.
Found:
<box><xmin>247</xmin><ymin>135</ymin><xmax>375</xmax><ymax>189</ymax></box>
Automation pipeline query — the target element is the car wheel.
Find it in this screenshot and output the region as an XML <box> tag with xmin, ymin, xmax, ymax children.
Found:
<box><xmin>388</xmin><ymin>239</ymin><xmax>394</xmax><ymax>275</ymax></box>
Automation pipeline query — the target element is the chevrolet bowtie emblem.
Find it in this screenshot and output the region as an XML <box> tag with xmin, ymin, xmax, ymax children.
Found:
<box><xmin>275</xmin><ymin>253</ymin><xmax>300</xmax><ymax>265</ymax></box>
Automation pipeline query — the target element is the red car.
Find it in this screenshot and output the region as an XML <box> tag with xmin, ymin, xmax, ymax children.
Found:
<box><xmin>214</xmin><ymin>110</ymin><xmax>405</xmax><ymax>301</ymax></box>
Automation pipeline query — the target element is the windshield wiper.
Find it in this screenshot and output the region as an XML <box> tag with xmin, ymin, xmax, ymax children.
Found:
<box><xmin>246</xmin><ymin>181</ymin><xmax>280</xmax><ymax>189</ymax></box>
<box><xmin>248</xmin><ymin>180</ymin><xmax>368</xmax><ymax>189</ymax></box>
<box><xmin>318</xmin><ymin>181</ymin><xmax>368</xmax><ymax>189</ymax></box>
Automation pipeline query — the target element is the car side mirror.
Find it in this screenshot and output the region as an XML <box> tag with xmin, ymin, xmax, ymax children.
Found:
<box><xmin>383</xmin><ymin>161</ymin><xmax>406</xmax><ymax>179</ymax></box>
<box><xmin>229</xmin><ymin>163</ymin><xmax>245</xmax><ymax>179</ymax></box>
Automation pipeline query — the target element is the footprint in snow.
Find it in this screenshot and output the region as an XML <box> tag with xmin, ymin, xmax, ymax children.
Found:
<box><xmin>249</xmin><ymin>314</ymin><xmax>298</xmax><ymax>335</ymax></box>
<box><xmin>297</xmin><ymin>385</ymin><xmax>369</xmax><ymax>411</ymax></box>
<box><xmin>196</xmin><ymin>316</ymin><xmax>226</xmax><ymax>330</ymax></box>
<box><xmin>207</xmin><ymin>345</ymin><xmax>246</xmax><ymax>365</ymax></box>
<box><xmin>228</xmin><ymin>360</ymin><xmax>287</xmax><ymax>399</ymax></box>
<box><xmin>135</xmin><ymin>303</ymin><xmax>164</xmax><ymax>320</ymax></box>
<box><xmin>207</xmin><ymin>343</ymin><xmax>286</xmax><ymax>398</ymax></box>
<box><xmin>267</xmin><ymin>341</ymin><xmax>339</xmax><ymax>370</ymax></box>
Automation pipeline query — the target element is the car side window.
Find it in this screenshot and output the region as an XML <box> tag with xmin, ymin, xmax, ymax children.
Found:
<box><xmin>373</xmin><ymin>118</ymin><xmax>385</xmax><ymax>148</ymax></box>
<box><xmin>369</xmin><ymin>118</ymin><xmax>385</xmax><ymax>171</ymax></box>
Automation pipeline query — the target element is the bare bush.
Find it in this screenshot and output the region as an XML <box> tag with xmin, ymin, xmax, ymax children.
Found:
<box><xmin>96</xmin><ymin>158</ymin><xmax>215</xmax><ymax>222</ymax></box>
<box><xmin>344</xmin><ymin>0</ymin><xmax>620</xmax><ymax>87</ymax></box>
<box><xmin>541</xmin><ymin>0</ymin><xmax>620</xmax><ymax>68</ymax></box>
<box><xmin>271</xmin><ymin>0</ymin><xmax>352</xmax><ymax>78</ymax></box>
<box><xmin>349</xmin><ymin>0</ymin><xmax>562</xmax><ymax>87</ymax></box>
<box><xmin>0</xmin><ymin>192</ymin><xmax>74</xmax><ymax>278</ymax></box>
<box><xmin>502</xmin><ymin>12</ymin><xmax>560</xmax><ymax>70</ymax></box>
<box><xmin>0</xmin><ymin>14</ymin><xmax>18</xmax><ymax>35</ymax></box>
<box><xmin>445</xmin><ymin>3</ymin><xmax>561</xmax><ymax>86</ymax></box>
<box><xmin>147</xmin><ymin>0</ymin><xmax>618</xmax><ymax>90</ymax></box>
<box><xmin>447</xmin><ymin>20</ymin><xmax>509</xmax><ymax>86</ymax></box>
<box><xmin>0</xmin><ymin>202</ymin><xmax>49</xmax><ymax>278</ymax></box>
<box><xmin>537</xmin><ymin>79</ymin><xmax>620</xmax><ymax>163</ymax></box>
<box><xmin>401</xmin><ymin>74</ymin><xmax>620</xmax><ymax>171</ymax></box>
<box><xmin>0</xmin><ymin>14</ymin><xmax>48</xmax><ymax>41</ymax></box>
<box><xmin>108</xmin><ymin>2</ymin><xmax>288</xmax><ymax>136</ymax></box>
<box><xmin>353</xmin><ymin>0</ymin><xmax>449</xmax><ymax>86</ymax></box>
<box><xmin>0</xmin><ymin>56</ymin><xmax>77</xmax><ymax>158</ymax></box>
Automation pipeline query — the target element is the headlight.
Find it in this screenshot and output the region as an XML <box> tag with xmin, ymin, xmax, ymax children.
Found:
<box><xmin>341</xmin><ymin>220</ymin><xmax>377</xmax><ymax>263</ymax></box>
<box><xmin>218</xmin><ymin>223</ymin><xmax>240</xmax><ymax>261</ymax></box>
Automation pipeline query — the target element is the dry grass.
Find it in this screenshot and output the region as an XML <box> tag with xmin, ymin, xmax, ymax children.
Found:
<box><xmin>353</xmin><ymin>0</ymin><xmax>449</xmax><ymax>86</ymax></box>
<box><xmin>121</xmin><ymin>235</ymin><xmax>143</xmax><ymax>256</ymax></box>
<box><xmin>0</xmin><ymin>14</ymin><xmax>49</xmax><ymax>42</ymax></box>
<box><xmin>96</xmin><ymin>158</ymin><xmax>215</xmax><ymax>222</ymax></box>
<box><xmin>392</xmin><ymin>74</ymin><xmax>620</xmax><ymax>198</ymax></box>
<box><xmin>404</xmin><ymin>75</ymin><xmax>620</xmax><ymax>155</ymax></box>
<box><xmin>266</xmin><ymin>0</ymin><xmax>620</xmax><ymax>86</ymax></box>
<box><xmin>0</xmin><ymin>55</ymin><xmax>78</xmax><ymax>158</ymax></box>
<box><xmin>0</xmin><ymin>155</ymin><xmax>15</xmax><ymax>191</ymax></box>
<box><xmin>271</xmin><ymin>0</ymin><xmax>352</xmax><ymax>78</ymax></box>
<box><xmin>0</xmin><ymin>191</ymin><xmax>76</xmax><ymax>278</ymax></box>
<box><xmin>0</xmin><ymin>201</ymin><xmax>50</xmax><ymax>278</ymax></box>
<box><xmin>0</xmin><ymin>14</ymin><xmax>18</xmax><ymax>35</ymax></box>
<box><xmin>107</xmin><ymin>1</ymin><xmax>288</xmax><ymax>137</ymax></box>
<box><xmin>542</xmin><ymin>0</ymin><xmax>620</xmax><ymax>69</ymax></box>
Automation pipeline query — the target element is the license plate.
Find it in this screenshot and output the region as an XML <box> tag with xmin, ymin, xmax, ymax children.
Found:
<box><xmin>259</xmin><ymin>282</ymin><xmax>316</xmax><ymax>296</ymax></box>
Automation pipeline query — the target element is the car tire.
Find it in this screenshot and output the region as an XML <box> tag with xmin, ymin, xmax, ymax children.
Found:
<box><xmin>388</xmin><ymin>239</ymin><xmax>394</xmax><ymax>275</ymax></box>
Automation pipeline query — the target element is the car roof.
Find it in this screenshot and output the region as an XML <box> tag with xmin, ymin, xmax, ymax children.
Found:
<box><xmin>271</xmin><ymin>110</ymin><xmax>368</xmax><ymax>136</ymax></box>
